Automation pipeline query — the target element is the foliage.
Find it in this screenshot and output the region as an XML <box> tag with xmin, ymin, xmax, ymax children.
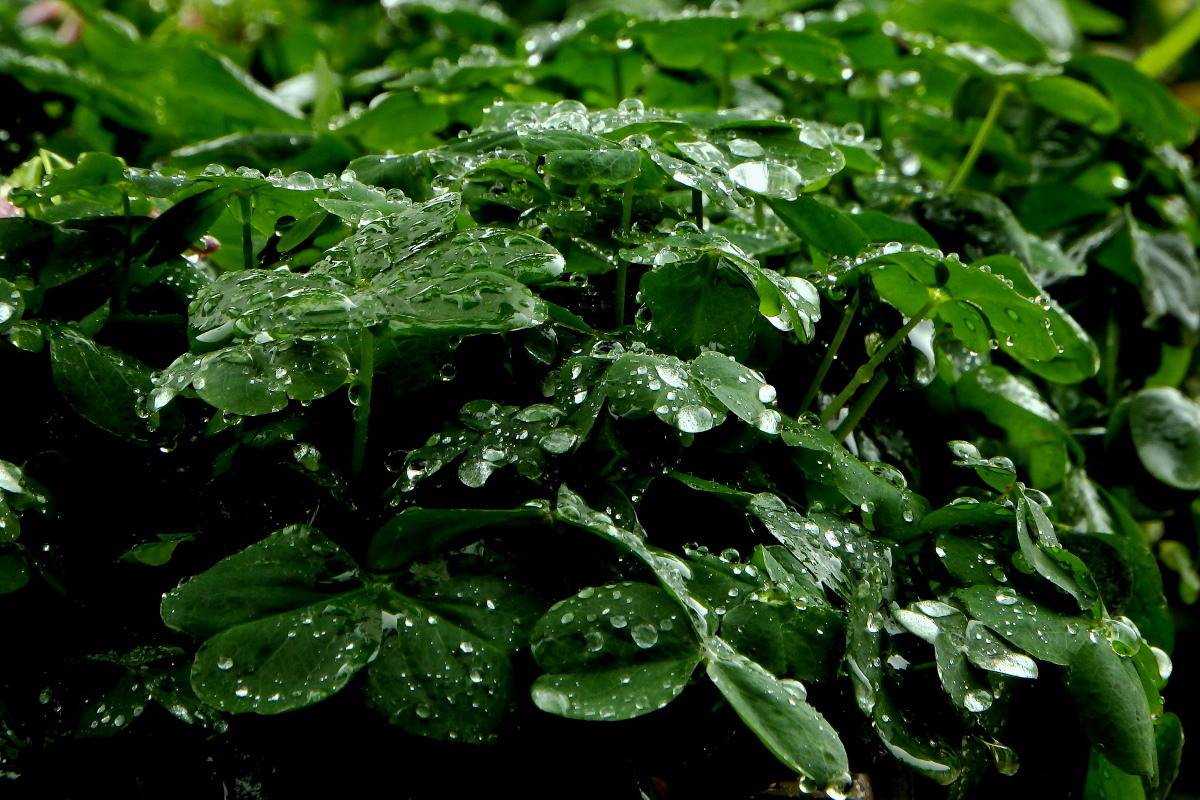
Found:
<box><xmin>3</xmin><ymin>0</ymin><xmax>1200</xmax><ymax>797</ymax></box>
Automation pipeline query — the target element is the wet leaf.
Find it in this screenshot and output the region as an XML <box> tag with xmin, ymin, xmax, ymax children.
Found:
<box><xmin>368</xmin><ymin>581</ymin><xmax>533</xmax><ymax>742</ymax></box>
<box><xmin>544</xmin><ymin>149</ymin><xmax>642</xmax><ymax>186</ymax></box>
<box><xmin>707</xmin><ymin>650</ymin><xmax>850</xmax><ymax>792</ymax></box>
<box><xmin>1068</xmin><ymin>637</ymin><xmax>1158</xmax><ymax>781</ymax></box>
<box><xmin>955</xmin><ymin>585</ymin><xmax>1088</xmax><ymax>665</ymax></box>
<box><xmin>368</xmin><ymin>505</ymin><xmax>548</xmax><ymax>571</ymax></box>
<box><xmin>1129</xmin><ymin>387</ymin><xmax>1200</xmax><ymax>490</ymax></box>
<box><xmin>531</xmin><ymin>582</ymin><xmax>702</xmax><ymax>720</ymax></box>
<box><xmin>49</xmin><ymin>330</ymin><xmax>155</xmax><ymax>441</ymax></box>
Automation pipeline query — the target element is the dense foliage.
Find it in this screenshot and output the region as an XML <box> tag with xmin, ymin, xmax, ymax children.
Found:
<box><xmin>3</xmin><ymin>0</ymin><xmax>1200</xmax><ymax>797</ymax></box>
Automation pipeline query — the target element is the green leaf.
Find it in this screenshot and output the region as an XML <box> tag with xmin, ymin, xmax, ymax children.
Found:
<box><xmin>689</xmin><ymin>350</ymin><xmax>782</xmax><ymax>434</ymax></box>
<box><xmin>1155</xmin><ymin>712</ymin><xmax>1184</xmax><ymax>799</ymax></box>
<box><xmin>1129</xmin><ymin>226</ymin><xmax>1200</xmax><ymax>332</ymax></box>
<box><xmin>19</xmin><ymin>152</ymin><xmax>127</xmax><ymax>205</ymax></box>
<box><xmin>544</xmin><ymin>149</ymin><xmax>642</xmax><ymax>186</ymax></box>
<box><xmin>894</xmin><ymin>602</ymin><xmax>998</xmax><ymax>712</ymax></box>
<box><xmin>1072</xmin><ymin>55</ymin><xmax>1195</xmax><ymax>145</ymax></box>
<box><xmin>674</xmin><ymin>121</ymin><xmax>846</xmax><ymax>199</ymax></box>
<box><xmin>531</xmin><ymin>582</ymin><xmax>702</xmax><ymax>720</ymax></box>
<box><xmin>947</xmin><ymin>440</ymin><xmax>1017</xmax><ymax>493</ymax></box>
<box><xmin>780</xmin><ymin>418</ymin><xmax>929</xmax><ymax>538</ymax></box>
<box><xmin>639</xmin><ymin>262</ymin><xmax>759</xmax><ymax>359</ymax></box>
<box><xmin>153</xmin><ymin>339</ymin><xmax>352</xmax><ymax>417</ymax></box>
<box><xmin>49</xmin><ymin>330</ymin><xmax>155</xmax><ymax>441</ymax></box>
<box><xmin>636</xmin><ymin>16</ymin><xmax>751</xmax><ymax>70</ymax></box>
<box><xmin>766</xmin><ymin>196</ymin><xmax>869</xmax><ymax>256</ymax></box>
<box><xmin>368</xmin><ymin>579</ymin><xmax>535</xmax><ymax>743</ymax></box>
<box><xmin>368</xmin><ymin>505</ymin><xmax>548</xmax><ymax>571</ymax></box>
<box><xmin>893</xmin><ymin>1</ymin><xmax>1048</xmax><ymax>62</ymax></box>
<box><xmin>851</xmin><ymin>211</ymin><xmax>939</xmax><ymax>248</ymax></box>
<box><xmin>1067</xmin><ymin>637</ymin><xmax>1158</xmax><ymax>781</ymax></box>
<box><xmin>954</xmin><ymin>585</ymin><xmax>1088</xmax><ymax>665</ymax></box>
<box><xmin>955</xmin><ymin>366</ymin><xmax>1074</xmax><ymax>488</ymax></box>
<box><xmin>747</xmin><ymin>29</ymin><xmax>845</xmax><ymax>83</ymax></box>
<box><xmin>1129</xmin><ymin>387</ymin><xmax>1200</xmax><ymax>490</ymax></box>
<box><xmin>122</xmin><ymin>533</ymin><xmax>195</xmax><ymax>567</ymax></box>
<box><xmin>894</xmin><ymin>600</ymin><xmax>1037</xmax><ymax>712</ymax></box>
<box><xmin>336</xmin><ymin>91</ymin><xmax>448</xmax><ymax>152</ymax></box>
<box><xmin>706</xmin><ymin>651</ymin><xmax>850</xmax><ymax>792</ymax></box>
<box><xmin>396</xmin><ymin>401</ymin><xmax>579</xmax><ymax>490</ymax></box>
<box><xmin>933</xmin><ymin>533</ymin><xmax>1010</xmax><ymax>586</ymax></box>
<box><xmin>134</xmin><ymin>187</ymin><xmax>232</xmax><ymax>268</ymax></box>
<box><xmin>0</xmin><ymin>278</ymin><xmax>24</xmax><ymax>335</ymax></box>
<box><xmin>720</xmin><ymin>599</ymin><xmax>844</xmax><ymax>683</ymax></box>
<box><xmin>1025</xmin><ymin>75</ymin><xmax>1121</xmax><ymax>134</ymax></box>
<box><xmin>1085</xmin><ymin>748</ymin><xmax>1146</xmax><ymax>800</ymax></box>
<box><xmin>170</xmin><ymin>47</ymin><xmax>304</xmax><ymax>131</ymax></box>
<box><xmin>1013</xmin><ymin>485</ymin><xmax>1091</xmax><ymax>607</ymax></box>
<box><xmin>77</xmin><ymin>673</ymin><xmax>147</xmax><ymax>738</ymax></box>
<box><xmin>0</xmin><ymin>548</ymin><xmax>30</xmax><ymax>594</ymax></box>
<box><xmin>162</xmin><ymin>526</ymin><xmax>380</xmax><ymax>714</ymax></box>
<box><xmin>604</xmin><ymin>351</ymin><xmax>727</xmax><ymax>433</ymax></box>
<box><xmin>191</xmin><ymin>591</ymin><xmax>380</xmax><ymax>714</ymax></box>
<box><xmin>161</xmin><ymin>525</ymin><xmax>361</xmax><ymax>641</ymax></box>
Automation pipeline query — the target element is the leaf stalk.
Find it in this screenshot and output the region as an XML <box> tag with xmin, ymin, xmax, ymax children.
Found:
<box><xmin>1137</xmin><ymin>4</ymin><xmax>1200</xmax><ymax>77</ymax></box>
<box><xmin>799</xmin><ymin>289</ymin><xmax>860</xmax><ymax>414</ymax></box>
<box><xmin>351</xmin><ymin>328</ymin><xmax>376</xmax><ymax>478</ymax></box>
<box><xmin>239</xmin><ymin>193</ymin><xmax>255</xmax><ymax>270</ymax></box>
<box><xmin>946</xmin><ymin>84</ymin><xmax>1010</xmax><ymax>195</ymax></box>
<box><xmin>819</xmin><ymin>298</ymin><xmax>937</xmax><ymax>427</ymax></box>
<box><xmin>615</xmin><ymin>185</ymin><xmax>634</xmax><ymax>327</ymax></box>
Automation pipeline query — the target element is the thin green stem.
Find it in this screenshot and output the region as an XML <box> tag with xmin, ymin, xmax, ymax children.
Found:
<box><xmin>719</xmin><ymin>48</ymin><xmax>733</xmax><ymax>109</ymax></box>
<box><xmin>614</xmin><ymin>185</ymin><xmax>633</xmax><ymax>327</ymax></box>
<box><xmin>819</xmin><ymin>297</ymin><xmax>938</xmax><ymax>426</ymax></box>
<box><xmin>115</xmin><ymin>192</ymin><xmax>131</xmax><ymax>313</ymax></box>
<box><xmin>1137</xmin><ymin>4</ymin><xmax>1200</xmax><ymax>77</ymax></box>
<box><xmin>799</xmin><ymin>290</ymin><xmax>860</xmax><ymax>414</ymax></box>
<box><xmin>351</xmin><ymin>328</ymin><xmax>375</xmax><ymax>478</ymax></box>
<box><xmin>612</xmin><ymin>54</ymin><xmax>625</xmax><ymax>103</ymax></box>
<box><xmin>239</xmin><ymin>193</ymin><xmax>255</xmax><ymax>270</ymax></box>
<box><xmin>1104</xmin><ymin>288</ymin><xmax>1119</xmax><ymax>404</ymax></box>
<box><xmin>946</xmin><ymin>84</ymin><xmax>1010</xmax><ymax>195</ymax></box>
<box><xmin>832</xmin><ymin>371</ymin><xmax>889</xmax><ymax>443</ymax></box>
<box><xmin>692</xmin><ymin>188</ymin><xmax>705</xmax><ymax>230</ymax></box>
<box><xmin>754</xmin><ymin>198</ymin><xmax>765</xmax><ymax>229</ymax></box>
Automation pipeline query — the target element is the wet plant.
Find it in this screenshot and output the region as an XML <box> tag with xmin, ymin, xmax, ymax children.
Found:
<box><xmin>2</xmin><ymin>0</ymin><xmax>1200</xmax><ymax>797</ymax></box>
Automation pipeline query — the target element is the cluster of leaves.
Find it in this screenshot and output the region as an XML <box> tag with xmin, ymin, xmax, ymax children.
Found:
<box><xmin>3</xmin><ymin>0</ymin><xmax>1200</xmax><ymax>797</ymax></box>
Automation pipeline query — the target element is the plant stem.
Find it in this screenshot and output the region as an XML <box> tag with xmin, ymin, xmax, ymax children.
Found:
<box><xmin>719</xmin><ymin>48</ymin><xmax>733</xmax><ymax>109</ymax></box>
<box><xmin>754</xmin><ymin>198</ymin><xmax>765</xmax><ymax>229</ymax></box>
<box><xmin>116</xmin><ymin>192</ymin><xmax>131</xmax><ymax>313</ymax></box>
<box><xmin>819</xmin><ymin>298</ymin><xmax>938</xmax><ymax>426</ymax></box>
<box><xmin>351</xmin><ymin>328</ymin><xmax>375</xmax><ymax>478</ymax></box>
<box><xmin>239</xmin><ymin>193</ymin><xmax>255</xmax><ymax>270</ymax></box>
<box><xmin>612</xmin><ymin>54</ymin><xmax>625</xmax><ymax>103</ymax></box>
<box><xmin>1137</xmin><ymin>4</ymin><xmax>1200</xmax><ymax>77</ymax></box>
<box><xmin>832</xmin><ymin>371</ymin><xmax>889</xmax><ymax>443</ymax></box>
<box><xmin>692</xmin><ymin>188</ymin><xmax>705</xmax><ymax>230</ymax></box>
<box><xmin>614</xmin><ymin>185</ymin><xmax>633</xmax><ymax>327</ymax></box>
<box><xmin>1103</xmin><ymin>289</ymin><xmax>1119</xmax><ymax>403</ymax></box>
<box><xmin>799</xmin><ymin>289</ymin><xmax>860</xmax><ymax>414</ymax></box>
<box><xmin>946</xmin><ymin>83</ymin><xmax>1010</xmax><ymax>195</ymax></box>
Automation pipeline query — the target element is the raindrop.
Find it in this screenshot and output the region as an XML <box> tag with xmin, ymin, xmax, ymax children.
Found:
<box><xmin>676</xmin><ymin>404</ymin><xmax>715</xmax><ymax>433</ymax></box>
<box><xmin>631</xmin><ymin>624</ymin><xmax>659</xmax><ymax>648</ymax></box>
<box><xmin>994</xmin><ymin>588</ymin><xmax>1018</xmax><ymax>606</ymax></box>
